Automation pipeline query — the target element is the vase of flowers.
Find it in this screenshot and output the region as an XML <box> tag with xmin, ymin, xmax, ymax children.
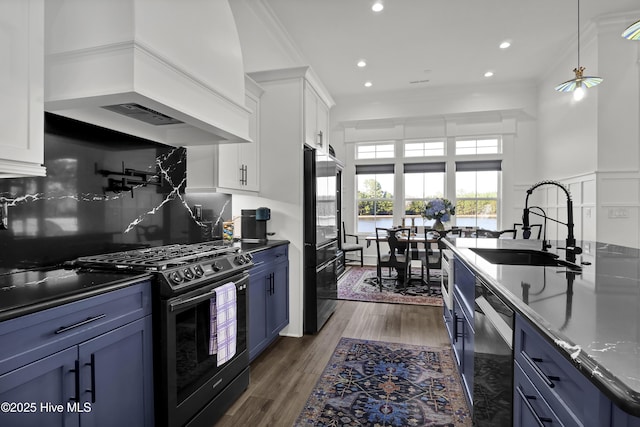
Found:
<box><xmin>423</xmin><ymin>198</ymin><xmax>456</xmax><ymax>231</ymax></box>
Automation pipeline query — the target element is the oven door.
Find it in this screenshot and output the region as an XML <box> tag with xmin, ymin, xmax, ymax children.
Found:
<box><xmin>441</xmin><ymin>250</ymin><xmax>454</xmax><ymax>310</ymax></box>
<box><xmin>158</xmin><ymin>272</ymin><xmax>249</xmax><ymax>427</ymax></box>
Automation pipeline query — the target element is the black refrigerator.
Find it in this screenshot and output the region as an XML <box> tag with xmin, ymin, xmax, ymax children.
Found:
<box><xmin>303</xmin><ymin>145</ymin><xmax>339</xmax><ymax>334</ymax></box>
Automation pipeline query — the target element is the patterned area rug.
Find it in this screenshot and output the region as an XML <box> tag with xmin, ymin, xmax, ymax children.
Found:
<box><xmin>295</xmin><ymin>337</ymin><xmax>471</xmax><ymax>427</ymax></box>
<box><xmin>338</xmin><ymin>266</ymin><xmax>443</xmax><ymax>306</ymax></box>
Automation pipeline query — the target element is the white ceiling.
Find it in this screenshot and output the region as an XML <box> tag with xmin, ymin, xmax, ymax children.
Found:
<box><xmin>262</xmin><ymin>0</ymin><xmax>639</xmax><ymax>99</ymax></box>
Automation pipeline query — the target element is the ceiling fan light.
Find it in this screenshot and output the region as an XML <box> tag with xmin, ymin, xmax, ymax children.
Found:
<box><xmin>622</xmin><ymin>19</ymin><xmax>640</xmax><ymax>40</ymax></box>
<box><xmin>573</xmin><ymin>85</ymin><xmax>585</xmax><ymax>101</ymax></box>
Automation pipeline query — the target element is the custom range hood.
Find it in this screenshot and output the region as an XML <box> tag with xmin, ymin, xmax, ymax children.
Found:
<box><xmin>44</xmin><ymin>0</ymin><xmax>250</xmax><ymax>145</ymax></box>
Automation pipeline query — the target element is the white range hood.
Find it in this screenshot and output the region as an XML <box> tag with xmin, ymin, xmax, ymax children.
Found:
<box><xmin>44</xmin><ymin>0</ymin><xmax>251</xmax><ymax>145</ymax></box>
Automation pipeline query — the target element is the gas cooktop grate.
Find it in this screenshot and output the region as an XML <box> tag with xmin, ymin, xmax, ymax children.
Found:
<box><xmin>75</xmin><ymin>242</ymin><xmax>238</xmax><ymax>271</ymax></box>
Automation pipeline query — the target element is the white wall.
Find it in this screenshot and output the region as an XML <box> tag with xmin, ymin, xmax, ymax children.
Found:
<box><xmin>536</xmin><ymin>13</ymin><xmax>640</xmax><ymax>247</ymax></box>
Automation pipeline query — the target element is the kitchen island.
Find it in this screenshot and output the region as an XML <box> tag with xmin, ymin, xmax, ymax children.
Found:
<box><xmin>445</xmin><ymin>237</ymin><xmax>640</xmax><ymax>425</ymax></box>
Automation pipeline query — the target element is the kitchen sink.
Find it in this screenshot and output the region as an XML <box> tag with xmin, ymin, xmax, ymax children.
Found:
<box><xmin>470</xmin><ymin>248</ymin><xmax>581</xmax><ymax>270</ymax></box>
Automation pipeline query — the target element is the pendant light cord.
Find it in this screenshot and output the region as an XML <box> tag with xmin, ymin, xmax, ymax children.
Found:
<box><xmin>576</xmin><ymin>0</ymin><xmax>580</xmax><ymax>69</ymax></box>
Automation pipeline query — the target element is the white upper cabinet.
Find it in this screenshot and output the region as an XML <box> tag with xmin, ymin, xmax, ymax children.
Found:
<box><xmin>304</xmin><ymin>83</ymin><xmax>330</xmax><ymax>152</ymax></box>
<box><xmin>0</xmin><ymin>0</ymin><xmax>46</xmax><ymax>178</ymax></box>
<box><xmin>249</xmin><ymin>66</ymin><xmax>334</xmax><ymax>155</ymax></box>
<box><xmin>217</xmin><ymin>79</ymin><xmax>262</xmax><ymax>192</ymax></box>
<box><xmin>186</xmin><ymin>76</ymin><xmax>262</xmax><ymax>193</ymax></box>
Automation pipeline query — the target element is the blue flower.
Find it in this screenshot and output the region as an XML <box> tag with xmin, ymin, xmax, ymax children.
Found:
<box><xmin>422</xmin><ymin>198</ymin><xmax>456</xmax><ymax>221</ymax></box>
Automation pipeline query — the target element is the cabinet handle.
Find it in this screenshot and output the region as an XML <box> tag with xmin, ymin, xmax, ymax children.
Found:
<box><xmin>453</xmin><ymin>313</ymin><xmax>464</xmax><ymax>342</ymax></box>
<box><xmin>55</xmin><ymin>314</ymin><xmax>106</xmax><ymax>334</ymax></box>
<box><xmin>317</xmin><ymin>130</ymin><xmax>323</xmax><ymax>146</ymax></box>
<box><xmin>69</xmin><ymin>360</ymin><xmax>80</xmax><ymax>403</ymax></box>
<box><xmin>244</xmin><ymin>165</ymin><xmax>248</xmax><ymax>185</ymax></box>
<box><xmin>522</xmin><ymin>352</ymin><xmax>559</xmax><ymax>388</ymax></box>
<box><xmin>85</xmin><ymin>354</ymin><xmax>96</xmax><ymax>403</ymax></box>
<box><xmin>516</xmin><ymin>387</ymin><xmax>554</xmax><ymax>425</ymax></box>
<box><xmin>271</xmin><ymin>273</ymin><xmax>275</xmax><ymax>294</ymax></box>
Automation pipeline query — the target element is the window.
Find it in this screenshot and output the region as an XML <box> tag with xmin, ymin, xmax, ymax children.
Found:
<box><xmin>404</xmin><ymin>140</ymin><xmax>445</xmax><ymax>157</ymax></box>
<box><xmin>356</xmin><ymin>164</ymin><xmax>394</xmax><ymax>233</ymax></box>
<box><xmin>356</xmin><ymin>143</ymin><xmax>394</xmax><ymax>159</ymax></box>
<box><xmin>455</xmin><ymin>138</ymin><xmax>500</xmax><ymax>155</ymax></box>
<box><xmin>403</xmin><ymin>163</ymin><xmax>445</xmax><ymax>226</ymax></box>
<box><xmin>455</xmin><ymin>160</ymin><xmax>501</xmax><ymax>229</ymax></box>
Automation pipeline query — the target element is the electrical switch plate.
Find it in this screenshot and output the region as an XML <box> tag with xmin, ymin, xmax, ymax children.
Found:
<box><xmin>608</xmin><ymin>208</ymin><xmax>629</xmax><ymax>219</ymax></box>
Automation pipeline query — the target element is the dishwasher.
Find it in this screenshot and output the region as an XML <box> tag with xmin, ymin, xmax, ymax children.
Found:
<box><xmin>473</xmin><ymin>276</ymin><xmax>514</xmax><ymax>427</ymax></box>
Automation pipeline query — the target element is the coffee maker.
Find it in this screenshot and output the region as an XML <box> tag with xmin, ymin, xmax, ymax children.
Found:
<box><xmin>241</xmin><ymin>208</ymin><xmax>271</xmax><ymax>242</ymax></box>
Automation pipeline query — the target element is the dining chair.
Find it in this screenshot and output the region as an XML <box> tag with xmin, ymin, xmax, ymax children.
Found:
<box><xmin>341</xmin><ymin>221</ymin><xmax>363</xmax><ymax>266</ymax></box>
<box><xmin>474</xmin><ymin>228</ymin><xmax>517</xmax><ymax>238</ymax></box>
<box><xmin>513</xmin><ymin>223</ymin><xmax>543</xmax><ymax>239</ymax></box>
<box><xmin>417</xmin><ymin>228</ymin><xmax>444</xmax><ymax>294</ymax></box>
<box><xmin>374</xmin><ymin>227</ymin><xmax>412</xmax><ymax>292</ymax></box>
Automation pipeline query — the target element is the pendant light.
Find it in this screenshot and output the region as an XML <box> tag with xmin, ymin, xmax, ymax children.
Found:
<box><xmin>554</xmin><ymin>0</ymin><xmax>603</xmax><ymax>100</ymax></box>
<box><xmin>621</xmin><ymin>20</ymin><xmax>640</xmax><ymax>40</ymax></box>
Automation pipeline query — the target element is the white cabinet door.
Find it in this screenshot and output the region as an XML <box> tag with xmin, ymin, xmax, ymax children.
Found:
<box><xmin>316</xmin><ymin>99</ymin><xmax>329</xmax><ymax>152</ymax></box>
<box><xmin>0</xmin><ymin>0</ymin><xmax>46</xmax><ymax>178</ymax></box>
<box><xmin>304</xmin><ymin>84</ymin><xmax>318</xmax><ymax>147</ymax></box>
<box><xmin>216</xmin><ymin>93</ymin><xmax>259</xmax><ymax>192</ymax></box>
<box><xmin>240</xmin><ymin>94</ymin><xmax>259</xmax><ymax>191</ymax></box>
<box><xmin>304</xmin><ymin>83</ymin><xmax>330</xmax><ymax>152</ymax></box>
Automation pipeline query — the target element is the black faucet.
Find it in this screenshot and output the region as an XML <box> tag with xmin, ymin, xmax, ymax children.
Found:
<box><xmin>522</xmin><ymin>180</ymin><xmax>582</xmax><ymax>262</ymax></box>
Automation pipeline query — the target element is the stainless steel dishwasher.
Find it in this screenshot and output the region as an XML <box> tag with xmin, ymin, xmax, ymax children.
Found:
<box><xmin>473</xmin><ymin>276</ymin><xmax>514</xmax><ymax>427</ymax></box>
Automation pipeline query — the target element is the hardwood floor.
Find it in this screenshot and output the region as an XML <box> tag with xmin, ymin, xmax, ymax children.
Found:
<box><xmin>214</xmin><ymin>300</ymin><xmax>449</xmax><ymax>426</ymax></box>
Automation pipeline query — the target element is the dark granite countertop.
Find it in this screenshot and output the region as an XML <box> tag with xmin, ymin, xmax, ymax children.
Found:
<box><xmin>444</xmin><ymin>237</ymin><xmax>640</xmax><ymax>416</ymax></box>
<box><xmin>0</xmin><ymin>268</ymin><xmax>151</xmax><ymax>322</ymax></box>
<box><xmin>233</xmin><ymin>239</ymin><xmax>290</xmax><ymax>254</ymax></box>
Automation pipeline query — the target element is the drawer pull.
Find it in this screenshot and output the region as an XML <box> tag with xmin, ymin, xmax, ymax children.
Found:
<box><xmin>55</xmin><ymin>314</ymin><xmax>106</xmax><ymax>334</ymax></box>
<box><xmin>517</xmin><ymin>387</ymin><xmax>554</xmax><ymax>425</ymax></box>
<box><xmin>523</xmin><ymin>352</ymin><xmax>557</xmax><ymax>388</ymax></box>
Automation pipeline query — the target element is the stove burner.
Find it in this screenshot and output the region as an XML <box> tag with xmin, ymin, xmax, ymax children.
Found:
<box><xmin>75</xmin><ymin>241</ymin><xmax>238</xmax><ymax>271</ymax></box>
<box><xmin>74</xmin><ymin>241</ymin><xmax>254</xmax><ymax>297</ymax></box>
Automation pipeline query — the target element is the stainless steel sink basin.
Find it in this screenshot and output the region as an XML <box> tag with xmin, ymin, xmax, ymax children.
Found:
<box><xmin>470</xmin><ymin>248</ymin><xmax>581</xmax><ymax>270</ymax></box>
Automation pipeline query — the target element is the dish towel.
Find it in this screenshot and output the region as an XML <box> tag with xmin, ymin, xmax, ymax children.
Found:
<box><xmin>209</xmin><ymin>282</ymin><xmax>237</xmax><ymax>366</ymax></box>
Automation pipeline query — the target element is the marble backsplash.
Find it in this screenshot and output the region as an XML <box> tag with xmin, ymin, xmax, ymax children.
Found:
<box><xmin>0</xmin><ymin>113</ymin><xmax>230</xmax><ymax>271</ymax></box>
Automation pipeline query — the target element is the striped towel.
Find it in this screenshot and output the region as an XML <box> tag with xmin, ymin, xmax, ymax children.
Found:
<box><xmin>209</xmin><ymin>282</ymin><xmax>237</xmax><ymax>366</ymax></box>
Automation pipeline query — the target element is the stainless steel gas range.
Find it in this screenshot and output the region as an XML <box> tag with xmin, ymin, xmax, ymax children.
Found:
<box><xmin>74</xmin><ymin>241</ymin><xmax>254</xmax><ymax>427</ymax></box>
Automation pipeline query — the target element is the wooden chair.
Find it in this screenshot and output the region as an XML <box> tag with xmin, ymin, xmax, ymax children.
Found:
<box><xmin>474</xmin><ymin>228</ymin><xmax>517</xmax><ymax>239</ymax></box>
<box><xmin>341</xmin><ymin>221</ymin><xmax>363</xmax><ymax>266</ymax></box>
<box><xmin>416</xmin><ymin>228</ymin><xmax>444</xmax><ymax>294</ymax></box>
<box><xmin>513</xmin><ymin>223</ymin><xmax>543</xmax><ymax>239</ymax></box>
<box><xmin>374</xmin><ymin>227</ymin><xmax>412</xmax><ymax>292</ymax></box>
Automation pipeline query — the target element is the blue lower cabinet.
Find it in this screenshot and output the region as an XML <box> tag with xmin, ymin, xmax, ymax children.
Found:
<box><xmin>0</xmin><ymin>281</ymin><xmax>154</xmax><ymax>427</ymax></box>
<box><xmin>248</xmin><ymin>245</ymin><xmax>289</xmax><ymax>362</ymax></box>
<box><xmin>0</xmin><ymin>347</ymin><xmax>78</xmax><ymax>427</ymax></box>
<box><xmin>78</xmin><ymin>316</ymin><xmax>154</xmax><ymax>427</ymax></box>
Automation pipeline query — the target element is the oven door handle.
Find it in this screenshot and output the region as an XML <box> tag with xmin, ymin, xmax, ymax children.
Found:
<box><xmin>169</xmin><ymin>283</ymin><xmax>246</xmax><ymax>312</ymax></box>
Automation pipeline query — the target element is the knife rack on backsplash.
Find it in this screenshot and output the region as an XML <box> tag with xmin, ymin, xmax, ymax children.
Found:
<box><xmin>96</xmin><ymin>162</ymin><xmax>162</xmax><ymax>197</ymax></box>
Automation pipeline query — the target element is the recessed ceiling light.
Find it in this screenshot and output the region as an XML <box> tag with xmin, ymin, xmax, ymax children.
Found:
<box><xmin>364</xmin><ymin>81</ymin><xmax>373</xmax><ymax>87</ymax></box>
<box><xmin>484</xmin><ymin>71</ymin><xmax>494</xmax><ymax>77</ymax></box>
<box><xmin>357</xmin><ymin>60</ymin><xmax>367</xmax><ymax>68</ymax></box>
<box><xmin>499</xmin><ymin>41</ymin><xmax>511</xmax><ymax>49</ymax></box>
<box><xmin>372</xmin><ymin>1</ymin><xmax>384</xmax><ymax>12</ymax></box>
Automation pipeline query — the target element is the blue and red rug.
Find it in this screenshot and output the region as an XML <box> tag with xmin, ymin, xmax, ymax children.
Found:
<box><xmin>295</xmin><ymin>337</ymin><xmax>471</xmax><ymax>426</ymax></box>
<box><xmin>338</xmin><ymin>266</ymin><xmax>443</xmax><ymax>306</ymax></box>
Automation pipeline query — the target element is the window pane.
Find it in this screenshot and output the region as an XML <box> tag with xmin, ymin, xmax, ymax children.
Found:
<box><xmin>356</xmin><ymin>143</ymin><xmax>394</xmax><ymax>159</ymax></box>
<box><xmin>356</xmin><ymin>173</ymin><xmax>394</xmax><ymax>233</ymax></box>
<box><xmin>456</xmin><ymin>170</ymin><xmax>499</xmax><ymax>229</ymax></box>
<box><xmin>476</xmin><ymin>171</ymin><xmax>498</xmax><ymax>196</ymax></box>
<box><xmin>404</xmin><ymin>141</ymin><xmax>445</xmax><ymax>157</ymax></box>
<box><xmin>455</xmin><ymin>138</ymin><xmax>501</xmax><ymax>155</ymax></box>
